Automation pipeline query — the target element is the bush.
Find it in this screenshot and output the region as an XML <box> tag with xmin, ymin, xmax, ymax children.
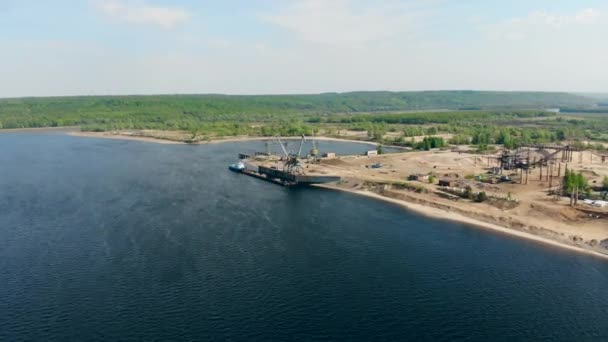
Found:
<box><xmin>449</xmin><ymin>134</ymin><xmax>471</xmax><ymax>145</ymax></box>
<box><xmin>416</xmin><ymin>136</ymin><xmax>445</xmax><ymax>150</ymax></box>
<box><xmin>475</xmin><ymin>191</ymin><xmax>488</xmax><ymax>202</ymax></box>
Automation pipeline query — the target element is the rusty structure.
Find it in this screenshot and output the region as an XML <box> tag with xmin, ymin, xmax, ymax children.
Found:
<box><xmin>488</xmin><ymin>144</ymin><xmax>586</xmax><ymax>186</ymax></box>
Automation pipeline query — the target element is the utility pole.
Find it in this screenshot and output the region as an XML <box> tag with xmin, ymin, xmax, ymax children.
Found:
<box><xmin>548</xmin><ymin>162</ymin><xmax>553</xmax><ymax>187</ymax></box>
<box><xmin>526</xmin><ymin>150</ymin><xmax>530</xmax><ymax>185</ymax></box>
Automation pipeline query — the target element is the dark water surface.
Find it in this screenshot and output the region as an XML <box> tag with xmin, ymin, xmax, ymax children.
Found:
<box><xmin>1</xmin><ymin>133</ymin><xmax>607</xmax><ymax>341</ymax></box>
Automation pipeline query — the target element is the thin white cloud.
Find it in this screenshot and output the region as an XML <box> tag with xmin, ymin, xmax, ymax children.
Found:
<box><xmin>96</xmin><ymin>0</ymin><xmax>191</xmax><ymax>29</ymax></box>
<box><xmin>485</xmin><ymin>8</ymin><xmax>602</xmax><ymax>41</ymax></box>
<box><xmin>3</xmin><ymin>2</ymin><xmax>608</xmax><ymax>97</ymax></box>
<box><xmin>262</xmin><ymin>0</ymin><xmax>434</xmax><ymax>46</ymax></box>
<box><xmin>544</xmin><ymin>7</ymin><xmax>599</xmax><ymax>26</ymax></box>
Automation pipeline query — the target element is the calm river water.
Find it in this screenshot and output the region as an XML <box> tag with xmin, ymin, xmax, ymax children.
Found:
<box><xmin>1</xmin><ymin>132</ymin><xmax>607</xmax><ymax>341</ymax></box>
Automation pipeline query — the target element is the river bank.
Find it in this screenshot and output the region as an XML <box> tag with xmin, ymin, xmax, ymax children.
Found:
<box><xmin>0</xmin><ymin>127</ymin><xmax>79</xmax><ymax>133</ymax></box>
<box><xmin>68</xmin><ymin>130</ymin><xmax>387</xmax><ymax>147</ymax></box>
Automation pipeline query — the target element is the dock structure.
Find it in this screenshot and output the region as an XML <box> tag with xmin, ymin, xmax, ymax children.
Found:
<box><xmin>232</xmin><ymin>134</ymin><xmax>341</xmax><ymax>186</ymax></box>
<box><xmin>236</xmin><ymin>155</ymin><xmax>340</xmax><ymax>186</ymax></box>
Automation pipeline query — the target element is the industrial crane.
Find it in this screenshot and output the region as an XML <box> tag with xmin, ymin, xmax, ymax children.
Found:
<box><xmin>310</xmin><ymin>129</ymin><xmax>319</xmax><ymax>158</ymax></box>
<box><xmin>274</xmin><ymin>134</ymin><xmax>307</xmax><ymax>174</ymax></box>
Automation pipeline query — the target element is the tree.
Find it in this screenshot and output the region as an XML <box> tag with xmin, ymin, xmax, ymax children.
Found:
<box><xmin>367</xmin><ymin>123</ymin><xmax>386</xmax><ymax>142</ymax></box>
<box><xmin>472</xmin><ymin>129</ymin><xmax>491</xmax><ymax>151</ymax></box>
<box><xmin>563</xmin><ymin>170</ymin><xmax>576</xmax><ymax>206</ymax></box>
<box><xmin>449</xmin><ymin>134</ymin><xmax>471</xmax><ymax>145</ymax></box>
<box><xmin>574</xmin><ymin>172</ymin><xmax>587</xmax><ymax>205</ymax></box>
<box><xmin>416</xmin><ymin>136</ymin><xmax>445</xmax><ymax>150</ymax></box>
<box><xmin>377</xmin><ymin>144</ymin><xmax>384</xmax><ymax>155</ymax></box>
<box><xmin>496</xmin><ymin>129</ymin><xmax>516</xmax><ymax>149</ymax></box>
<box><xmin>563</xmin><ymin>170</ymin><xmax>588</xmax><ymax>206</ymax></box>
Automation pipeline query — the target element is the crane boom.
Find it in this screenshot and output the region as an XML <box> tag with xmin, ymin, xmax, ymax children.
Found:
<box><xmin>275</xmin><ymin>136</ymin><xmax>289</xmax><ymax>157</ymax></box>
<box><xmin>297</xmin><ymin>134</ymin><xmax>307</xmax><ymax>158</ymax></box>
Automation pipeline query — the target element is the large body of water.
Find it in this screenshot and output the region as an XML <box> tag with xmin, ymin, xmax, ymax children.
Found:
<box><xmin>1</xmin><ymin>132</ymin><xmax>607</xmax><ymax>341</ymax></box>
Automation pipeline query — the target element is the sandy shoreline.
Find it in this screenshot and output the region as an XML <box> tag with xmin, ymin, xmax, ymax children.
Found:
<box><xmin>68</xmin><ymin>131</ymin><xmax>184</xmax><ymax>144</ymax></box>
<box><xmin>67</xmin><ymin>130</ymin><xmax>386</xmax><ymax>147</ymax></box>
<box><xmin>3</xmin><ymin>127</ymin><xmax>401</xmax><ymax>149</ymax></box>
<box><xmin>0</xmin><ymin>127</ymin><xmax>79</xmax><ymax>133</ymax></box>
<box><xmin>314</xmin><ymin>184</ymin><xmax>608</xmax><ymax>261</ymax></box>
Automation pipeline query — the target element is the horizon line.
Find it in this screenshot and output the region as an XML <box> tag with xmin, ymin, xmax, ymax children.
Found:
<box><xmin>0</xmin><ymin>89</ymin><xmax>604</xmax><ymax>101</ymax></box>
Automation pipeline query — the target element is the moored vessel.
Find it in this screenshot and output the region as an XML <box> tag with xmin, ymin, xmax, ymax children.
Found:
<box><xmin>228</xmin><ymin>162</ymin><xmax>245</xmax><ymax>172</ymax></box>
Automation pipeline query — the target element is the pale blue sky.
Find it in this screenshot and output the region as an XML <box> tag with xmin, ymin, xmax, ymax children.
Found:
<box><xmin>1</xmin><ymin>0</ymin><xmax>606</xmax><ymax>97</ymax></box>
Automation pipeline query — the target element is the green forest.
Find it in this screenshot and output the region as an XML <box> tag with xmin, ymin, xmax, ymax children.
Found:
<box><xmin>0</xmin><ymin>91</ymin><xmax>595</xmax><ymax>130</ymax></box>
<box><xmin>0</xmin><ymin>91</ymin><xmax>606</xmax><ymax>149</ymax></box>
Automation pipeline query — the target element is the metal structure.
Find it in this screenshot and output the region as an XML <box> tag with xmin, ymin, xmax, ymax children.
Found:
<box><xmin>489</xmin><ymin>144</ymin><xmax>587</xmax><ymax>185</ymax></box>
<box><xmin>274</xmin><ymin>135</ymin><xmax>307</xmax><ymax>174</ymax></box>
<box><xmin>235</xmin><ymin>134</ymin><xmax>340</xmax><ymax>187</ymax></box>
<box><xmin>310</xmin><ymin>129</ymin><xmax>319</xmax><ymax>158</ymax></box>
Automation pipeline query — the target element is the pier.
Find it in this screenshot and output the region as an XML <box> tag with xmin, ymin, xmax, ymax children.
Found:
<box><xmin>235</xmin><ymin>159</ymin><xmax>340</xmax><ymax>186</ymax></box>
<box><xmin>232</xmin><ymin>151</ymin><xmax>341</xmax><ymax>187</ymax></box>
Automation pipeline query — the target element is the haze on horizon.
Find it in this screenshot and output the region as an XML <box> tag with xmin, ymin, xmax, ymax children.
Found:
<box><xmin>1</xmin><ymin>0</ymin><xmax>607</xmax><ymax>98</ymax></box>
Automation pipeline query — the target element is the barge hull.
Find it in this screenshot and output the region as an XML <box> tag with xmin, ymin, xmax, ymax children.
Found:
<box><xmin>238</xmin><ymin>163</ymin><xmax>340</xmax><ymax>186</ymax></box>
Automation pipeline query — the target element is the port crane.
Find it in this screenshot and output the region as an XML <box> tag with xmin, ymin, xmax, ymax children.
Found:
<box><xmin>310</xmin><ymin>129</ymin><xmax>319</xmax><ymax>160</ymax></box>
<box><xmin>274</xmin><ymin>134</ymin><xmax>307</xmax><ymax>174</ymax></box>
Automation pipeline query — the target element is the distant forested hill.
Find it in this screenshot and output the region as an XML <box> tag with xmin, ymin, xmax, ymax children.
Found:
<box><xmin>0</xmin><ymin>91</ymin><xmax>594</xmax><ymax>129</ymax></box>
<box><xmin>579</xmin><ymin>93</ymin><xmax>608</xmax><ymax>102</ymax></box>
<box><xmin>577</xmin><ymin>93</ymin><xmax>608</xmax><ymax>108</ymax></box>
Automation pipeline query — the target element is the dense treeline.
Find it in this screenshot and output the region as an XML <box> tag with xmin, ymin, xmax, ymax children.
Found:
<box><xmin>391</xmin><ymin>124</ymin><xmax>608</xmax><ymax>149</ymax></box>
<box><xmin>0</xmin><ymin>91</ymin><xmax>594</xmax><ymax>130</ymax></box>
<box><xmin>1</xmin><ymin>92</ymin><xmax>606</xmax><ymax>147</ymax></box>
<box><xmin>560</xmin><ymin>107</ymin><xmax>608</xmax><ymax>114</ymax></box>
<box><xmin>322</xmin><ymin>110</ymin><xmax>555</xmax><ymax>125</ymax></box>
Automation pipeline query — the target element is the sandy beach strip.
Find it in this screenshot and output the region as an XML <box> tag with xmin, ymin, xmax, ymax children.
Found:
<box><xmin>68</xmin><ymin>131</ymin><xmax>184</xmax><ymax>144</ymax></box>
<box><xmin>67</xmin><ymin>130</ymin><xmax>387</xmax><ymax>147</ymax></box>
<box><xmin>0</xmin><ymin>127</ymin><xmax>79</xmax><ymax>133</ymax></box>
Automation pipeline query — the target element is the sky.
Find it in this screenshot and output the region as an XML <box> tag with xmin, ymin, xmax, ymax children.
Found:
<box><xmin>0</xmin><ymin>0</ymin><xmax>607</xmax><ymax>97</ymax></box>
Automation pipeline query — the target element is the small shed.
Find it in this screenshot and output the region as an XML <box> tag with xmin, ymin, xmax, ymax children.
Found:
<box><xmin>409</xmin><ymin>174</ymin><xmax>430</xmax><ymax>182</ymax></box>
<box><xmin>322</xmin><ymin>152</ymin><xmax>336</xmax><ymax>158</ymax></box>
<box><xmin>592</xmin><ymin>200</ymin><xmax>608</xmax><ymax>208</ymax></box>
<box><xmin>366</xmin><ymin>150</ymin><xmax>378</xmax><ymax>157</ymax></box>
<box><xmin>438</xmin><ymin>179</ymin><xmax>457</xmax><ymax>187</ymax></box>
